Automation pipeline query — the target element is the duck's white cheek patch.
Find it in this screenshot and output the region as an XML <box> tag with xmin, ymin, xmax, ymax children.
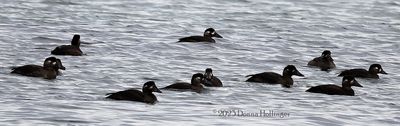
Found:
<box><xmin>350</xmin><ymin>80</ymin><xmax>354</xmax><ymax>83</ymax></box>
<box><xmin>344</xmin><ymin>79</ymin><xmax>348</xmax><ymax>82</ymax></box>
<box><xmin>149</xmin><ymin>85</ymin><xmax>154</xmax><ymax>89</ymax></box>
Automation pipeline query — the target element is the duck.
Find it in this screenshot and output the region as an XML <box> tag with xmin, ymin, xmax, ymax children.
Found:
<box><xmin>11</xmin><ymin>57</ymin><xmax>61</xmax><ymax>79</ymax></box>
<box><xmin>163</xmin><ymin>73</ymin><xmax>204</xmax><ymax>93</ymax></box>
<box><xmin>202</xmin><ymin>68</ymin><xmax>223</xmax><ymax>87</ymax></box>
<box><xmin>245</xmin><ymin>65</ymin><xmax>304</xmax><ymax>88</ymax></box>
<box><xmin>307</xmin><ymin>50</ymin><xmax>336</xmax><ymax>71</ymax></box>
<box><xmin>178</xmin><ymin>28</ymin><xmax>223</xmax><ymax>42</ymax></box>
<box><xmin>51</xmin><ymin>34</ymin><xmax>83</xmax><ymax>56</ymax></box>
<box><xmin>338</xmin><ymin>64</ymin><xmax>387</xmax><ymax>79</ymax></box>
<box><xmin>106</xmin><ymin>81</ymin><xmax>162</xmax><ymax>104</ymax></box>
<box><xmin>306</xmin><ymin>76</ymin><xmax>363</xmax><ymax>96</ymax></box>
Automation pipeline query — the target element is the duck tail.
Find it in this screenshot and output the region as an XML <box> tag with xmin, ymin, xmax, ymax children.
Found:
<box><xmin>245</xmin><ymin>74</ymin><xmax>254</xmax><ymax>77</ymax></box>
<box><xmin>10</xmin><ymin>66</ymin><xmax>17</xmax><ymax>70</ymax></box>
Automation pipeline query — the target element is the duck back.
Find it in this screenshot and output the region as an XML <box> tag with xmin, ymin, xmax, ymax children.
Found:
<box><xmin>339</xmin><ymin>69</ymin><xmax>374</xmax><ymax>78</ymax></box>
<box><xmin>51</xmin><ymin>45</ymin><xmax>82</xmax><ymax>56</ymax></box>
<box><xmin>203</xmin><ymin>76</ymin><xmax>223</xmax><ymax>87</ymax></box>
<box><xmin>106</xmin><ymin>89</ymin><xmax>145</xmax><ymax>102</ymax></box>
<box><xmin>163</xmin><ymin>82</ymin><xmax>192</xmax><ymax>89</ymax></box>
<box><xmin>178</xmin><ymin>36</ymin><xmax>215</xmax><ymax>42</ymax></box>
<box><xmin>306</xmin><ymin>85</ymin><xmax>354</xmax><ymax>96</ymax></box>
<box><xmin>308</xmin><ymin>57</ymin><xmax>335</xmax><ymax>70</ymax></box>
<box><xmin>11</xmin><ymin>65</ymin><xmax>43</xmax><ymax>77</ymax></box>
<box><xmin>246</xmin><ymin>72</ymin><xmax>282</xmax><ymax>84</ymax></box>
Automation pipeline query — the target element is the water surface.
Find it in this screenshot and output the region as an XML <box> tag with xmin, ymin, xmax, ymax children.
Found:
<box><xmin>0</xmin><ymin>0</ymin><xmax>399</xmax><ymax>125</ymax></box>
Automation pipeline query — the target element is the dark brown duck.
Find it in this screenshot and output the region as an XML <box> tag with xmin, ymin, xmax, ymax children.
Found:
<box><xmin>11</xmin><ymin>57</ymin><xmax>62</xmax><ymax>79</ymax></box>
<box><xmin>338</xmin><ymin>64</ymin><xmax>387</xmax><ymax>79</ymax></box>
<box><xmin>246</xmin><ymin>65</ymin><xmax>304</xmax><ymax>88</ymax></box>
<box><xmin>106</xmin><ymin>81</ymin><xmax>162</xmax><ymax>104</ymax></box>
<box><xmin>202</xmin><ymin>68</ymin><xmax>223</xmax><ymax>87</ymax></box>
<box><xmin>178</xmin><ymin>28</ymin><xmax>223</xmax><ymax>43</ymax></box>
<box><xmin>163</xmin><ymin>73</ymin><xmax>204</xmax><ymax>93</ymax></box>
<box><xmin>307</xmin><ymin>50</ymin><xmax>336</xmax><ymax>71</ymax></box>
<box><xmin>51</xmin><ymin>34</ymin><xmax>83</xmax><ymax>56</ymax></box>
<box><xmin>306</xmin><ymin>76</ymin><xmax>363</xmax><ymax>96</ymax></box>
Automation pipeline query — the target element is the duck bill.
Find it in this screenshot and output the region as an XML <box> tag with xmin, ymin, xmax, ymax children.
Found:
<box><xmin>56</xmin><ymin>59</ymin><xmax>66</xmax><ymax>70</ymax></box>
<box><xmin>213</xmin><ymin>32</ymin><xmax>223</xmax><ymax>38</ymax></box>
<box><xmin>352</xmin><ymin>80</ymin><xmax>363</xmax><ymax>87</ymax></box>
<box><xmin>154</xmin><ymin>87</ymin><xmax>162</xmax><ymax>93</ymax></box>
<box><xmin>295</xmin><ymin>70</ymin><xmax>304</xmax><ymax>77</ymax></box>
<box><xmin>59</xmin><ymin>66</ymin><xmax>66</xmax><ymax>70</ymax></box>
<box><xmin>380</xmin><ymin>70</ymin><xmax>388</xmax><ymax>74</ymax></box>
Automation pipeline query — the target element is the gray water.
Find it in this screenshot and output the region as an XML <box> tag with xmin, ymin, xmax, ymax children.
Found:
<box><xmin>0</xmin><ymin>0</ymin><xmax>399</xmax><ymax>125</ymax></box>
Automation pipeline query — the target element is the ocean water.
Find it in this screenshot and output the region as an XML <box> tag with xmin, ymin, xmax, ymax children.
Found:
<box><xmin>0</xmin><ymin>0</ymin><xmax>399</xmax><ymax>125</ymax></box>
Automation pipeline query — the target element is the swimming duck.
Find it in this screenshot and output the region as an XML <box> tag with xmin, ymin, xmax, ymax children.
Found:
<box><xmin>178</xmin><ymin>28</ymin><xmax>223</xmax><ymax>42</ymax></box>
<box><xmin>306</xmin><ymin>76</ymin><xmax>362</xmax><ymax>96</ymax></box>
<box><xmin>51</xmin><ymin>34</ymin><xmax>83</xmax><ymax>56</ymax></box>
<box><xmin>245</xmin><ymin>65</ymin><xmax>304</xmax><ymax>88</ymax></box>
<box><xmin>106</xmin><ymin>81</ymin><xmax>162</xmax><ymax>104</ymax></box>
<box><xmin>307</xmin><ymin>50</ymin><xmax>336</xmax><ymax>71</ymax></box>
<box><xmin>202</xmin><ymin>68</ymin><xmax>223</xmax><ymax>87</ymax></box>
<box><xmin>338</xmin><ymin>64</ymin><xmax>387</xmax><ymax>79</ymax></box>
<box><xmin>11</xmin><ymin>57</ymin><xmax>61</xmax><ymax>79</ymax></box>
<box><xmin>163</xmin><ymin>73</ymin><xmax>204</xmax><ymax>93</ymax></box>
